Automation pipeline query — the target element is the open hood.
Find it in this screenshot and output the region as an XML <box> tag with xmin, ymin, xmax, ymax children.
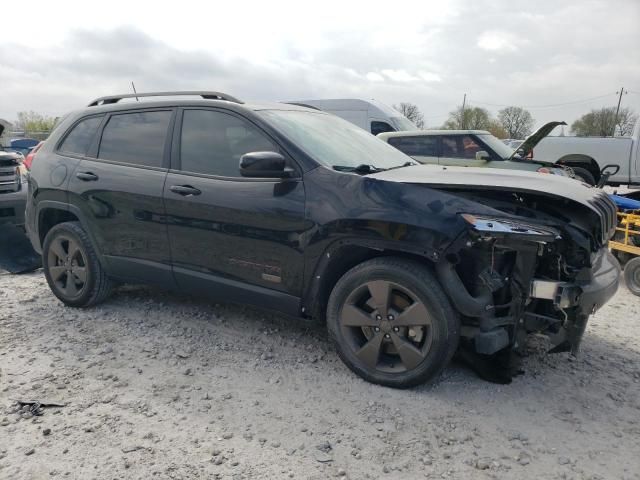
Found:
<box><xmin>508</xmin><ymin>121</ymin><xmax>567</xmax><ymax>160</ymax></box>
<box><xmin>371</xmin><ymin>163</ymin><xmax>604</xmax><ymax>210</ymax></box>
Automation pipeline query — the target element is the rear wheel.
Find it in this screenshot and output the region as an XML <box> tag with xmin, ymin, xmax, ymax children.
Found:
<box><xmin>624</xmin><ymin>257</ymin><xmax>640</xmax><ymax>296</ymax></box>
<box><xmin>43</xmin><ymin>221</ymin><xmax>113</xmax><ymax>307</ymax></box>
<box><xmin>327</xmin><ymin>257</ymin><xmax>459</xmax><ymax>388</ymax></box>
<box><xmin>571</xmin><ymin>167</ymin><xmax>596</xmax><ymax>186</ymax></box>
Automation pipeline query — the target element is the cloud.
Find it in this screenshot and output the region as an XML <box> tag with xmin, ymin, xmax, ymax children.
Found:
<box><xmin>477</xmin><ymin>31</ymin><xmax>520</xmax><ymax>52</ymax></box>
<box><xmin>0</xmin><ymin>0</ymin><xmax>639</xmax><ymax>130</ymax></box>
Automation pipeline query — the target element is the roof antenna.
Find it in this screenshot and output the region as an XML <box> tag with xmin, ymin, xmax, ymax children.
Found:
<box><xmin>131</xmin><ymin>82</ymin><xmax>139</xmax><ymax>101</ymax></box>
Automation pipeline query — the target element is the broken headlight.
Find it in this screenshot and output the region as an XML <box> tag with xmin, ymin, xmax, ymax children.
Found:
<box><xmin>460</xmin><ymin>214</ymin><xmax>558</xmax><ymax>238</ymax></box>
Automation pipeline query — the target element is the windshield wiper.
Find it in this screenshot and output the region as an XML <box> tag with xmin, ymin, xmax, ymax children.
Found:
<box><xmin>332</xmin><ymin>164</ymin><xmax>387</xmax><ymax>174</ymax></box>
<box><xmin>386</xmin><ymin>161</ymin><xmax>418</xmax><ymax>171</ymax></box>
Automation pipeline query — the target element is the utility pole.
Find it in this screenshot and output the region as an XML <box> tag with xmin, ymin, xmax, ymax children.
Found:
<box><xmin>613</xmin><ymin>86</ymin><xmax>627</xmax><ymax>136</ymax></box>
<box><xmin>461</xmin><ymin>93</ymin><xmax>467</xmax><ymax>129</ymax></box>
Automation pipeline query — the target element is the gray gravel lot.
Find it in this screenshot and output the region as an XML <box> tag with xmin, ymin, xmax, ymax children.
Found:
<box><xmin>1</xmin><ymin>270</ymin><xmax>639</xmax><ymax>479</ymax></box>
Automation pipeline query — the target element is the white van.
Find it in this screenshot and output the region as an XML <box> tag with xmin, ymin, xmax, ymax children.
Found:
<box><xmin>285</xmin><ymin>98</ymin><xmax>416</xmax><ymax>135</ymax></box>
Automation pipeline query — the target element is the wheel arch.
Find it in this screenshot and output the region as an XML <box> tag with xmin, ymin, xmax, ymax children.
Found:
<box><xmin>556</xmin><ymin>155</ymin><xmax>601</xmax><ymax>182</ymax></box>
<box><xmin>303</xmin><ymin>239</ymin><xmax>438</xmax><ymax>321</ymax></box>
<box><xmin>36</xmin><ymin>201</ymin><xmax>101</xmax><ymax>259</ymax></box>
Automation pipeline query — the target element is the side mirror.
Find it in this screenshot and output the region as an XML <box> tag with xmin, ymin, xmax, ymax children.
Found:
<box><xmin>240</xmin><ymin>151</ymin><xmax>292</xmax><ymax>178</ymax></box>
<box><xmin>475</xmin><ymin>150</ymin><xmax>491</xmax><ymax>161</ymax></box>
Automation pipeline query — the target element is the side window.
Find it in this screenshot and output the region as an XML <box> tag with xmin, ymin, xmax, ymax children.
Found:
<box><xmin>180</xmin><ymin>109</ymin><xmax>277</xmax><ymax>177</ymax></box>
<box><xmin>388</xmin><ymin>136</ymin><xmax>438</xmax><ymax>157</ymax></box>
<box><xmin>58</xmin><ymin>116</ymin><xmax>103</xmax><ymax>156</ymax></box>
<box><xmin>441</xmin><ymin>135</ymin><xmax>482</xmax><ymax>159</ymax></box>
<box><xmin>371</xmin><ymin>121</ymin><xmax>395</xmax><ymax>136</ymax></box>
<box><xmin>98</xmin><ymin>111</ymin><xmax>172</xmax><ymax>167</ymax></box>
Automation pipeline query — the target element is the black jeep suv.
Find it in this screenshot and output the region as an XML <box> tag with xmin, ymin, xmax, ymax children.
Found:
<box><xmin>26</xmin><ymin>91</ymin><xmax>620</xmax><ymax>388</ymax></box>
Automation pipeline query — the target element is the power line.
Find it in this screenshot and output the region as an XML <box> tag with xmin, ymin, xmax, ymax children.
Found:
<box><xmin>472</xmin><ymin>92</ymin><xmax>615</xmax><ymax>109</ymax></box>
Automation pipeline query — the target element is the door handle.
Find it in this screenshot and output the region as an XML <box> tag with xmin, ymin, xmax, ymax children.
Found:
<box><xmin>170</xmin><ymin>185</ymin><xmax>202</xmax><ymax>196</ymax></box>
<box><xmin>76</xmin><ymin>172</ymin><xmax>99</xmax><ymax>181</ymax></box>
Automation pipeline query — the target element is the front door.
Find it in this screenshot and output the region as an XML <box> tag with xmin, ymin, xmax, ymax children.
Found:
<box><xmin>438</xmin><ymin>134</ymin><xmax>487</xmax><ymax>167</ymax></box>
<box><xmin>163</xmin><ymin>108</ymin><xmax>306</xmax><ymax>313</ymax></box>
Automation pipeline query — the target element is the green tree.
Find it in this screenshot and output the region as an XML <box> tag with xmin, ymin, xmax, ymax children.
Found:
<box><xmin>443</xmin><ymin>106</ymin><xmax>492</xmax><ymax>130</ymax></box>
<box><xmin>571</xmin><ymin>107</ymin><xmax>637</xmax><ymax>137</ymax></box>
<box><xmin>497</xmin><ymin>106</ymin><xmax>534</xmax><ymax>139</ymax></box>
<box><xmin>393</xmin><ymin>102</ymin><xmax>425</xmax><ymax>129</ymax></box>
<box><xmin>14</xmin><ymin>111</ymin><xmax>58</xmax><ymax>136</ymax></box>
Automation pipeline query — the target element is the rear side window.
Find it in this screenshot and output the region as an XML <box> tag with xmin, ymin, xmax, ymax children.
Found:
<box><xmin>388</xmin><ymin>136</ymin><xmax>438</xmax><ymax>157</ymax></box>
<box><xmin>371</xmin><ymin>121</ymin><xmax>395</xmax><ymax>136</ymax></box>
<box><xmin>98</xmin><ymin>111</ymin><xmax>172</xmax><ymax>167</ymax></box>
<box><xmin>58</xmin><ymin>116</ymin><xmax>103</xmax><ymax>156</ymax></box>
<box><xmin>180</xmin><ymin>109</ymin><xmax>277</xmax><ymax>177</ymax></box>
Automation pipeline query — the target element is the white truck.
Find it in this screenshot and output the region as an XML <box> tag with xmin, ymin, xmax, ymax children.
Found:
<box><xmin>532</xmin><ymin>120</ymin><xmax>640</xmax><ymax>188</ymax></box>
<box><xmin>285</xmin><ymin>98</ymin><xmax>416</xmax><ymax>135</ymax></box>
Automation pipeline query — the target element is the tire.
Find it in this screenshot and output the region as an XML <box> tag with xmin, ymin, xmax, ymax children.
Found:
<box><xmin>571</xmin><ymin>167</ymin><xmax>596</xmax><ymax>186</ymax></box>
<box><xmin>327</xmin><ymin>257</ymin><xmax>459</xmax><ymax>388</ymax></box>
<box><xmin>624</xmin><ymin>257</ymin><xmax>640</xmax><ymax>297</ymax></box>
<box><xmin>42</xmin><ymin>221</ymin><xmax>114</xmax><ymax>307</ymax></box>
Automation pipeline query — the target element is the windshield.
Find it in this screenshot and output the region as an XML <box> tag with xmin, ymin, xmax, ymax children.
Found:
<box><xmin>476</xmin><ymin>134</ymin><xmax>517</xmax><ymax>160</ymax></box>
<box><xmin>390</xmin><ymin>116</ymin><xmax>417</xmax><ymax>131</ymax></box>
<box><xmin>259</xmin><ymin>110</ymin><xmax>414</xmax><ymax>170</ymax></box>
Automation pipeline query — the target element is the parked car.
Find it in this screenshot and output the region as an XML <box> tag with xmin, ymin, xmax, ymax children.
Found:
<box><xmin>531</xmin><ymin>120</ymin><xmax>640</xmax><ymax>187</ymax></box>
<box><xmin>378</xmin><ymin>122</ymin><xmax>570</xmax><ymax>177</ymax></box>
<box><xmin>23</xmin><ymin>141</ymin><xmax>44</xmax><ymax>170</ymax></box>
<box><xmin>0</xmin><ymin>126</ymin><xmax>41</xmax><ymax>273</ymax></box>
<box><xmin>26</xmin><ymin>91</ymin><xmax>620</xmax><ymax>388</ymax></box>
<box><xmin>284</xmin><ymin>98</ymin><xmax>416</xmax><ymax>135</ymax></box>
<box><xmin>7</xmin><ymin>138</ymin><xmax>40</xmax><ymax>157</ymax></box>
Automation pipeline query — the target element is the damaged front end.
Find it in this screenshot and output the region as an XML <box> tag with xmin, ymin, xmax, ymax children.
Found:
<box><xmin>433</xmin><ymin>189</ymin><xmax>620</xmax><ymax>382</ymax></box>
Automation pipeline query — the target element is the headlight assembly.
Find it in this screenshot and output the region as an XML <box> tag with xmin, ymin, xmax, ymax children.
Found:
<box><xmin>460</xmin><ymin>213</ymin><xmax>558</xmax><ymax>238</ymax></box>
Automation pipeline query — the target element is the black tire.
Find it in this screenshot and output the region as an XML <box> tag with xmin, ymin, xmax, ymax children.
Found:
<box><xmin>327</xmin><ymin>257</ymin><xmax>459</xmax><ymax>388</ymax></box>
<box><xmin>571</xmin><ymin>167</ymin><xmax>596</xmax><ymax>186</ymax></box>
<box><xmin>624</xmin><ymin>257</ymin><xmax>640</xmax><ymax>297</ymax></box>
<box><xmin>42</xmin><ymin>221</ymin><xmax>114</xmax><ymax>307</ymax></box>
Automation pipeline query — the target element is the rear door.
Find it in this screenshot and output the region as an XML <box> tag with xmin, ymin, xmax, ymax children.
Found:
<box><xmin>66</xmin><ymin>108</ymin><xmax>175</xmax><ymax>285</ymax></box>
<box><xmin>386</xmin><ymin>135</ymin><xmax>439</xmax><ymax>164</ymax></box>
<box><xmin>163</xmin><ymin>108</ymin><xmax>306</xmax><ymax>312</ymax></box>
<box><xmin>438</xmin><ymin>134</ymin><xmax>487</xmax><ymax>167</ymax></box>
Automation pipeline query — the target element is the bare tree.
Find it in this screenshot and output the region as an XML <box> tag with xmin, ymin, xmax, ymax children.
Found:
<box><xmin>571</xmin><ymin>107</ymin><xmax>637</xmax><ymax>137</ymax></box>
<box><xmin>497</xmin><ymin>106</ymin><xmax>534</xmax><ymax>139</ymax></box>
<box><xmin>393</xmin><ymin>102</ymin><xmax>425</xmax><ymax>129</ymax></box>
<box><xmin>443</xmin><ymin>106</ymin><xmax>492</xmax><ymax>130</ymax></box>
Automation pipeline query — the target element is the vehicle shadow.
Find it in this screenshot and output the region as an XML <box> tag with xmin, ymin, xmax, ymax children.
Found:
<box><xmin>107</xmin><ymin>283</ymin><xmax>640</xmax><ymax>395</ymax></box>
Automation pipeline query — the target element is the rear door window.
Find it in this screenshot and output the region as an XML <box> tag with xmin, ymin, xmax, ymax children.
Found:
<box><xmin>388</xmin><ymin>136</ymin><xmax>438</xmax><ymax>157</ymax></box>
<box><xmin>58</xmin><ymin>116</ymin><xmax>103</xmax><ymax>156</ymax></box>
<box><xmin>98</xmin><ymin>111</ymin><xmax>172</xmax><ymax>167</ymax></box>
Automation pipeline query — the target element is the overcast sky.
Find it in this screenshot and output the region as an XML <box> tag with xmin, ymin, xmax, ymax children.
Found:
<box><xmin>1</xmin><ymin>0</ymin><xmax>639</xmax><ymax>131</ymax></box>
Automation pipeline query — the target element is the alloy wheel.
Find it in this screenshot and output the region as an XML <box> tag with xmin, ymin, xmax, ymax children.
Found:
<box><xmin>47</xmin><ymin>235</ymin><xmax>88</xmax><ymax>299</ymax></box>
<box><xmin>339</xmin><ymin>280</ymin><xmax>433</xmax><ymax>373</ymax></box>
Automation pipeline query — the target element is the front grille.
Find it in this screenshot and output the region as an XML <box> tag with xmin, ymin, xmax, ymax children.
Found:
<box><xmin>0</xmin><ymin>165</ymin><xmax>19</xmax><ymax>193</ymax></box>
<box><xmin>589</xmin><ymin>192</ymin><xmax>617</xmax><ymax>245</ymax></box>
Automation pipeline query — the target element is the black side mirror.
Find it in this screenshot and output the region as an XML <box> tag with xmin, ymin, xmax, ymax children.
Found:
<box><xmin>240</xmin><ymin>151</ymin><xmax>292</xmax><ymax>178</ymax></box>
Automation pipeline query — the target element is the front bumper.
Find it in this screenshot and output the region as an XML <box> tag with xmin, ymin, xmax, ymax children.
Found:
<box><xmin>531</xmin><ymin>248</ymin><xmax>621</xmax><ymax>353</ymax></box>
<box><xmin>0</xmin><ymin>187</ymin><xmax>27</xmax><ymax>228</ymax></box>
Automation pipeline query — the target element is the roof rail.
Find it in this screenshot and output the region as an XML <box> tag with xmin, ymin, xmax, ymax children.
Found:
<box><xmin>87</xmin><ymin>91</ymin><xmax>243</xmax><ymax>107</ymax></box>
<box><xmin>282</xmin><ymin>102</ymin><xmax>321</xmax><ymax>111</ymax></box>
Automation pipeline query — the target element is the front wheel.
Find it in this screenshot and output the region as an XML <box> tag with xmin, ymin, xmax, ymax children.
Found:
<box><xmin>571</xmin><ymin>167</ymin><xmax>596</xmax><ymax>186</ymax></box>
<box><xmin>42</xmin><ymin>221</ymin><xmax>114</xmax><ymax>307</ymax></box>
<box><xmin>327</xmin><ymin>257</ymin><xmax>459</xmax><ymax>388</ymax></box>
<box><xmin>624</xmin><ymin>257</ymin><xmax>640</xmax><ymax>296</ymax></box>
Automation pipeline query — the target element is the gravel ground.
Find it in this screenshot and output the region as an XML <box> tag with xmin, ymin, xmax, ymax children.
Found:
<box><xmin>0</xmin><ymin>270</ymin><xmax>639</xmax><ymax>480</ymax></box>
